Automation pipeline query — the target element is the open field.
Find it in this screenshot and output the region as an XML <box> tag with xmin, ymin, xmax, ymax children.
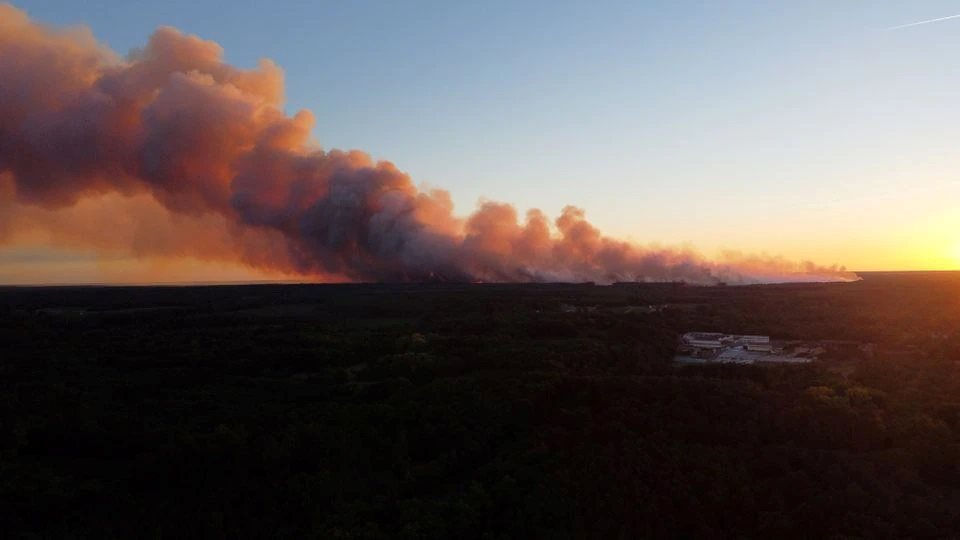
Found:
<box><xmin>3</xmin><ymin>272</ymin><xmax>960</xmax><ymax>537</ymax></box>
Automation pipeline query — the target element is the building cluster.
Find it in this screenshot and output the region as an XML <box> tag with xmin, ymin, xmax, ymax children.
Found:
<box><xmin>677</xmin><ymin>332</ymin><xmax>814</xmax><ymax>365</ymax></box>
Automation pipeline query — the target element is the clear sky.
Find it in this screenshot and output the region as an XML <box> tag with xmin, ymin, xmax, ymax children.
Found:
<box><xmin>6</xmin><ymin>0</ymin><xmax>960</xmax><ymax>277</ymax></box>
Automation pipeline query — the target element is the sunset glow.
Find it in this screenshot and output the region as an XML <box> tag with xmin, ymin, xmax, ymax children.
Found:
<box><xmin>9</xmin><ymin>3</ymin><xmax>960</xmax><ymax>537</ymax></box>
<box><xmin>1</xmin><ymin>2</ymin><xmax>959</xmax><ymax>283</ymax></box>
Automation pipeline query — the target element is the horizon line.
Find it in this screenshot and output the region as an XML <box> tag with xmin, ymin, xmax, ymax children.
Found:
<box><xmin>4</xmin><ymin>270</ymin><xmax>960</xmax><ymax>287</ymax></box>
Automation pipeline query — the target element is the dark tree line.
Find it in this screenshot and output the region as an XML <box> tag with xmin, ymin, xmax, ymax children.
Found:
<box><xmin>2</xmin><ymin>275</ymin><xmax>960</xmax><ymax>537</ymax></box>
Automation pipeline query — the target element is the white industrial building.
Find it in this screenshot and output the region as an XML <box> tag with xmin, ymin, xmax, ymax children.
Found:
<box><xmin>675</xmin><ymin>331</ymin><xmax>817</xmax><ymax>365</ymax></box>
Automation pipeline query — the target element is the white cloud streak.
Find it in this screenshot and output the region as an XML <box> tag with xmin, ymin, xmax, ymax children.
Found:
<box><xmin>886</xmin><ymin>13</ymin><xmax>960</xmax><ymax>31</ymax></box>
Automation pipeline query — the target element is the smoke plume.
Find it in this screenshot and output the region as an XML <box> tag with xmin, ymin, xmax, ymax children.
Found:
<box><xmin>0</xmin><ymin>4</ymin><xmax>855</xmax><ymax>284</ymax></box>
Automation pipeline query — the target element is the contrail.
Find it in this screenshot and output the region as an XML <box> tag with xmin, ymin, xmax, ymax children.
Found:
<box><xmin>886</xmin><ymin>13</ymin><xmax>960</xmax><ymax>30</ymax></box>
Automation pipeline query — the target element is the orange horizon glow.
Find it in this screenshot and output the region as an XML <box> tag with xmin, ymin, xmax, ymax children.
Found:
<box><xmin>1</xmin><ymin>238</ymin><xmax>957</xmax><ymax>286</ymax></box>
<box><xmin>1</xmin><ymin>4</ymin><xmax>956</xmax><ymax>285</ymax></box>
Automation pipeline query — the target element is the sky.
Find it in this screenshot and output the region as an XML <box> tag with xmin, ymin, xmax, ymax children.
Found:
<box><xmin>3</xmin><ymin>0</ymin><xmax>960</xmax><ymax>282</ymax></box>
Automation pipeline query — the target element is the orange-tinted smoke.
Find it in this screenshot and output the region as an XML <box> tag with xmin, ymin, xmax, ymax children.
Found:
<box><xmin>0</xmin><ymin>4</ymin><xmax>856</xmax><ymax>284</ymax></box>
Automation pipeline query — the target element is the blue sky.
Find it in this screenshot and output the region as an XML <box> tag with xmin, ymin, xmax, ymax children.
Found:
<box><xmin>10</xmin><ymin>0</ymin><xmax>960</xmax><ymax>270</ymax></box>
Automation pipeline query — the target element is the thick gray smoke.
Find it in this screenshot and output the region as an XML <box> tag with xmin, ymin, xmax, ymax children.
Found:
<box><xmin>0</xmin><ymin>4</ymin><xmax>856</xmax><ymax>284</ymax></box>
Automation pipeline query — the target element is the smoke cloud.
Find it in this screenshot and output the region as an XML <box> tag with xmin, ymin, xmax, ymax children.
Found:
<box><xmin>0</xmin><ymin>4</ymin><xmax>855</xmax><ymax>284</ymax></box>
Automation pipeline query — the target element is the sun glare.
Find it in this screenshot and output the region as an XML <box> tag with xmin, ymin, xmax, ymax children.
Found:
<box><xmin>952</xmin><ymin>242</ymin><xmax>960</xmax><ymax>266</ymax></box>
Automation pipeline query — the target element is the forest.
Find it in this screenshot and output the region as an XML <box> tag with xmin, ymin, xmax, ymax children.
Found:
<box><xmin>3</xmin><ymin>272</ymin><xmax>960</xmax><ymax>538</ymax></box>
